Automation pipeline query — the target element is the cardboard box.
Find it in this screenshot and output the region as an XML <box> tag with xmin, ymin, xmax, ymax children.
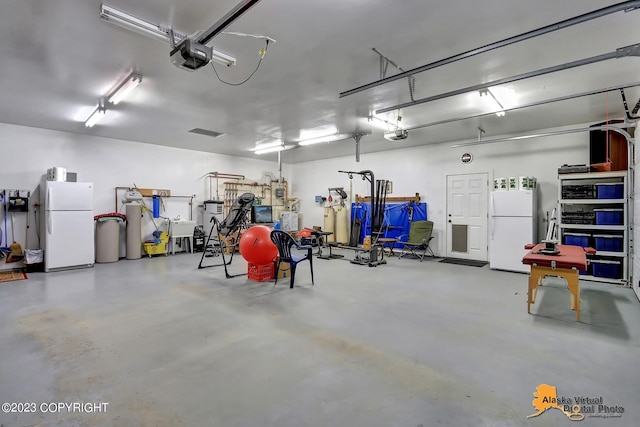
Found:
<box><xmin>277</xmin><ymin>261</ymin><xmax>290</xmax><ymax>279</ymax></box>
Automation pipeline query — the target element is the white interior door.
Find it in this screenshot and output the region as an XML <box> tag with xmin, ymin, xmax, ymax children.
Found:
<box><xmin>446</xmin><ymin>173</ymin><xmax>489</xmax><ymax>260</ymax></box>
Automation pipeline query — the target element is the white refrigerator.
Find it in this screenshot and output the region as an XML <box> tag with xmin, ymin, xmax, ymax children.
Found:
<box><xmin>489</xmin><ymin>190</ymin><xmax>537</xmax><ymax>273</ymax></box>
<box><xmin>42</xmin><ymin>181</ymin><xmax>95</xmax><ymax>272</ymax></box>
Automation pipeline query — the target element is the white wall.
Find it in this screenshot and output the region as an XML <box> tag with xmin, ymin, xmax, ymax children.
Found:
<box><xmin>289</xmin><ymin>126</ymin><xmax>592</xmax><ymax>256</ymax></box>
<box><xmin>0</xmin><ymin>121</ymin><xmax>618</xmax><ymax>261</ymax></box>
<box><xmin>0</xmin><ymin>122</ymin><xmax>281</xmax><ymax>252</ymax></box>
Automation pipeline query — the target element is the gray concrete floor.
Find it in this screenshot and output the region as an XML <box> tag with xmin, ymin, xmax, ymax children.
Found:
<box><xmin>1</xmin><ymin>249</ymin><xmax>639</xmax><ymax>427</ymax></box>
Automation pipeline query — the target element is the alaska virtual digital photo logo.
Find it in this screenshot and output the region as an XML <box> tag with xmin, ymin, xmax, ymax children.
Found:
<box><xmin>527</xmin><ymin>384</ymin><xmax>624</xmax><ymax>421</ymax></box>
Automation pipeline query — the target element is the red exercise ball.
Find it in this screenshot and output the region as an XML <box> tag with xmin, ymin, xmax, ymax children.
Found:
<box><xmin>239</xmin><ymin>225</ymin><xmax>278</xmax><ymax>265</ymax></box>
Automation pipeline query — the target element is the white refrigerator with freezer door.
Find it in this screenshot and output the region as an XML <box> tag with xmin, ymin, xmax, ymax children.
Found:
<box><xmin>42</xmin><ymin>181</ymin><xmax>95</xmax><ymax>272</ymax></box>
<box><xmin>489</xmin><ymin>190</ymin><xmax>537</xmax><ymax>273</ymax></box>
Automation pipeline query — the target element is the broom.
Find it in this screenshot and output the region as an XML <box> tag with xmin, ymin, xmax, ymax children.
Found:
<box><xmin>0</xmin><ymin>192</ymin><xmax>10</xmax><ymax>257</ymax></box>
<box><xmin>6</xmin><ymin>212</ymin><xmax>24</xmax><ymax>263</ymax></box>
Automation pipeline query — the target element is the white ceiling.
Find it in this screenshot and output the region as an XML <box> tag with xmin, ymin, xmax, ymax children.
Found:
<box><xmin>1</xmin><ymin>0</ymin><xmax>639</xmax><ymax>163</ymax></box>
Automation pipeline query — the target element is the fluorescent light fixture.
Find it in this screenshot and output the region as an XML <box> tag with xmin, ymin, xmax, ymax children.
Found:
<box><xmin>479</xmin><ymin>88</ymin><xmax>505</xmax><ymax>117</ymax></box>
<box><xmin>85</xmin><ymin>104</ymin><xmax>107</xmax><ymax>127</ymax></box>
<box><xmin>298</xmin><ymin>133</ymin><xmax>356</xmax><ymax>146</ymax></box>
<box><xmin>297</xmin><ymin>130</ymin><xmax>372</xmax><ymax>146</ymax></box>
<box><xmin>101</xmin><ymin>4</ymin><xmax>176</xmax><ymax>42</ymax></box>
<box><xmin>107</xmin><ymin>73</ymin><xmax>142</xmax><ymax>105</ymax></box>
<box><xmin>254</xmin><ymin>140</ymin><xmax>283</xmax><ymax>150</ymax></box>
<box><xmin>100</xmin><ymin>4</ymin><xmax>237</xmax><ymax>66</ymax></box>
<box><xmin>255</xmin><ymin>145</ymin><xmax>285</xmax><ymax>155</ymax></box>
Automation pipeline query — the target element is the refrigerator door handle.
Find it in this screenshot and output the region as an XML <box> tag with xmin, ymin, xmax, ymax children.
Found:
<box><xmin>47</xmin><ymin>211</ymin><xmax>52</xmax><ymax>234</ymax></box>
<box><xmin>489</xmin><ymin>195</ymin><xmax>495</xmax><ymax>240</ymax></box>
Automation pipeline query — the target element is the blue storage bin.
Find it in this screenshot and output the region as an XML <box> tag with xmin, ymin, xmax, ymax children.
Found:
<box><xmin>564</xmin><ymin>232</ymin><xmax>590</xmax><ymax>247</ymax></box>
<box><xmin>596</xmin><ymin>183</ymin><xmax>623</xmax><ymax>199</ymax></box>
<box><xmin>591</xmin><ymin>260</ymin><xmax>621</xmax><ymax>279</ymax></box>
<box><xmin>593</xmin><ymin>234</ymin><xmax>623</xmax><ymax>252</ymax></box>
<box><xmin>593</xmin><ymin>209</ymin><xmax>623</xmax><ymax>225</ymax></box>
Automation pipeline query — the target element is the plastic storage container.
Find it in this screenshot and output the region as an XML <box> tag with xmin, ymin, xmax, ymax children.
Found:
<box><xmin>593</xmin><ymin>234</ymin><xmax>624</xmax><ymax>252</ymax></box>
<box><xmin>564</xmin><ymin>232</ymin><xmax>590</xmax><ymax>247</ymax></box>
<box><xmin>248</xmin><ymin>263</ymin><xmax>275</xmax><ymax>282</ymax></box>
<box><xmin>596</xmin><ymin>183</ymin><xmax>623</xmax><ymax>199</ymax></box>
<box><xmin>593</xmin><ymin>209</ymin><xmax>624</xmax><ymax>225</ymax></box>
<box><xmin>591</xmin><ymin>259</ymin><xmax>621</xmax><ymax>278</ymax></box>
<box><xmin>95</xmin><ymin>218</ymin><xmax>120</xmax><ymax>263</ymax></box>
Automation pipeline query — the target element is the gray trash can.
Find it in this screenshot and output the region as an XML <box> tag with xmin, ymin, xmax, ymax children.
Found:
<box><xmin>95</xmin><ymin>218</ymin><xmax>120</xmax><ymax>263</ymax></box>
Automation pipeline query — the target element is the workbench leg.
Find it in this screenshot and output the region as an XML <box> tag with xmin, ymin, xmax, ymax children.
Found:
<box><xmin>528</xmin><ymin>272</ymin><xmax>539</xmax><ymax>313</ymax></box>
<box><xmin>566</xmin><ymin>271</ymin><xmax>580</xmax><ymax>322</ymax></box>
<box><xmin>528</xmin><ymin>268</ymin><xmax>547</xmax><ymax>315</ymax></box>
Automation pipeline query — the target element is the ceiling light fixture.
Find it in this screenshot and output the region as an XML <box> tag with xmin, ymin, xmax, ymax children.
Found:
<box><xmin>479</xmin><ymin>89</ymin><xmax>505</xmax><ymax>117</ymax></box>
<box><xmin>298</xmin><ymin>133</ymin><xmax>359</xmax><ymax>146</ymax></box>
<box><xmin>107</xmin><ymin>72</ymin><xmax>142</xmax><ymax>105</ymax></box>
<box><xmin>100</xmin><ymin>4</ymin><xmax>237</xmax><ymax>67</ymax></box>
<box><xmin>255</xmin><ymin>145</ymin><xmax>285</xmax><ymax>155</ymax></box>
<box><xmin>254</xmin><ymin>140</ymin><xmax>283</xmax><ymax>150</ymax></box>
<box><xmin>85</xmin><ymin>103</ymin><xmax>107</xmax><ymax>127</ymax></box>
<box><xmin>297</xmin><ymin>130</ymin><xmax>372</xmax><ymax>162</ymax></box>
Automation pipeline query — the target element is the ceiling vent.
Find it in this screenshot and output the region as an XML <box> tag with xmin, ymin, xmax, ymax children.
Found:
<box><xmin>188</xmin><ymin>128</ymin><xmax>225</xmax><ymax>138</ymax></box>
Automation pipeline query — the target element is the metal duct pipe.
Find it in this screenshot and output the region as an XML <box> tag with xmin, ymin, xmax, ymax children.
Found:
<box><xmin>377</xmin><ymin>43</ymin><xmax>640</xmax><ymax>114</ymax></box>
<box><xmin>340</xmin><ymin>0</ymin><xmax>640</xmax><ymax>98</ymax></box>
<box><xmin>278</xmin><ymin>150</ymin><xmax>282</xmax><ymax>183</ymax></box>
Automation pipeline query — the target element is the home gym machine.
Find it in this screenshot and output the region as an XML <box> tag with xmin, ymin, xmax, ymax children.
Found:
<box><xmin>337</xmin><ymin>169</ymin><xmax>389</xmax><ymax>267</ymax></box>
<box><xmin>198</xmin><ymin>192</ymin><xmax>254</xmax><ymax>278</ymax></box>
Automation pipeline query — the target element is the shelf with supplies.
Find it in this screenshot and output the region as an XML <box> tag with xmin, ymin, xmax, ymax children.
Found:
<box><xmin>558</xmin><ymin>171</ymin><xmax>628</xmax><ymax>285</ymax></box>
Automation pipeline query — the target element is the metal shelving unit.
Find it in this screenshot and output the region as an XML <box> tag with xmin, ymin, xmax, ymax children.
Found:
<box><xmin>558</xmin><ymin>171</ymin><xmax>628</xmax><ymax>285</ymax></box>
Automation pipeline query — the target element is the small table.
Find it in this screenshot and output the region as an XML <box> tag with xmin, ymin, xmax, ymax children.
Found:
<box><xmin>522</xmin><ymin>243</ymin><xmax>595</xmax><ymax>322</ymax></box>
<box><xmin>377</xmin><ymin>238</ymin><xmax>397</xmax><ymax>256</ymax></box>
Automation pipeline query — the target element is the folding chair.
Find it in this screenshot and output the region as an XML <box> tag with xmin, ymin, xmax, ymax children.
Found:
<box><xmin>394</xmin><ymin>220</ymin><xmax>435</xmax><ymax>261</ymax></box>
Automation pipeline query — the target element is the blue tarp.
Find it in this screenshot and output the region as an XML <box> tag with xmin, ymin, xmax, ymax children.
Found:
<box><xmin>350</xmin><ymin>201</ymin><xmax>427</xmax><ymax>247</ymax></box>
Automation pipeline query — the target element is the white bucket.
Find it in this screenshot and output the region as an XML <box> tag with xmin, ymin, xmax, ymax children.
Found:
<box><xmin>508</xmin><ymin>177</ymin><xmax>517</xmax><ymax>190</ymax></box>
